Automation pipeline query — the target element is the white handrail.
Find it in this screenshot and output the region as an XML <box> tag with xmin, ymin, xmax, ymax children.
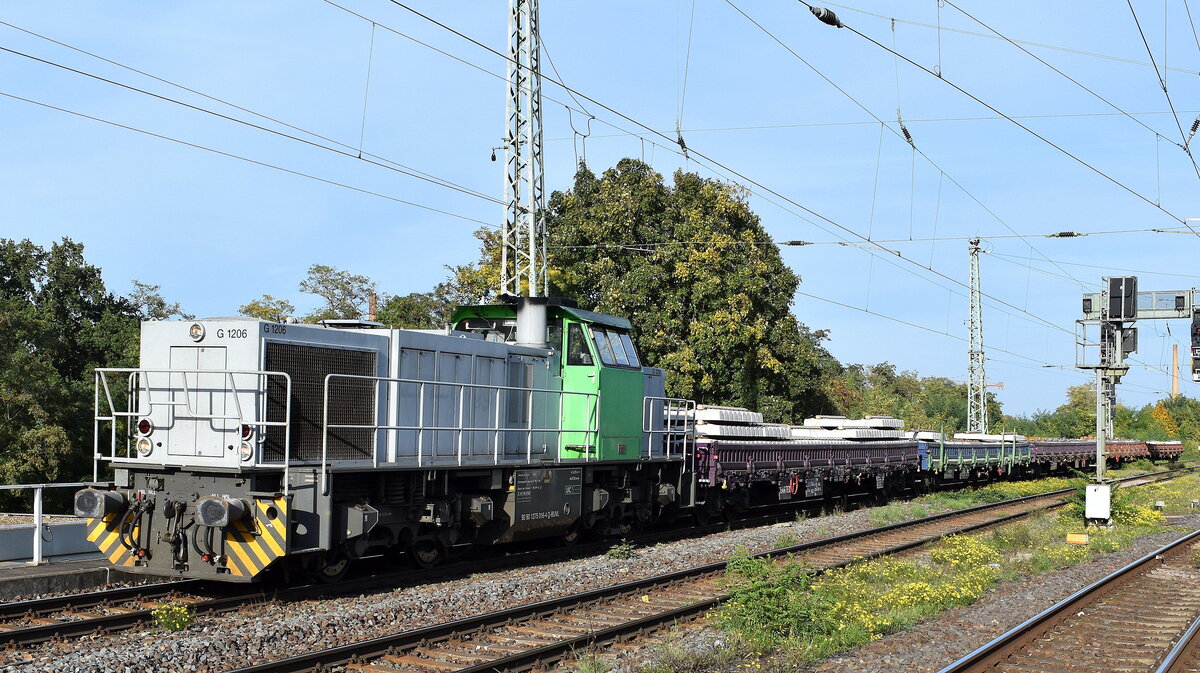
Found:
<box><xmin>643</xmin><ymin>396</ymin><xmax>695</xmax><ymax>459</ymax></box>
<box><xmin>320</xmin><ymin>374</ymin><xmax>600</xmax><ymax>496</ymax></box>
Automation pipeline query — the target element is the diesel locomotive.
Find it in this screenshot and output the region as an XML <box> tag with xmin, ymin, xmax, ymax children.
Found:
<box><xmin>75</xmin><ymin>297</ymin><xmax>695</xmax><ymax>581</ymax></box>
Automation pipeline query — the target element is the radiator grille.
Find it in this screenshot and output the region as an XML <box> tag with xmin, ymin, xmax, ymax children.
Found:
<box><xmin>264</xmin><ymin>342</ymin><xmax>377</xmax><ymax>462</ymax></box>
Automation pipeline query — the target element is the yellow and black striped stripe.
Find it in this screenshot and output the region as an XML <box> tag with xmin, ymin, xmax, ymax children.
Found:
<box><xmin>222</xmin><ymin>496</ymin><xmax>289</xmax><ymax>578</ymax></box>
<box><xmin>85</xmin><ymin>512</ymin><xmax>139</xmax><ymax>567</ymax></box>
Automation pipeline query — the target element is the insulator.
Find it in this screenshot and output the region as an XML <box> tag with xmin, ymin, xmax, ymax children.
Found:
<box><xmin>900</xmin><ymin>122</ymin><xmax>914</xmax><ymax>147</ymax></box>
<box><xmin>809</xmin><ymin>6</ymin><xmax>844</xmax><ymax>28</ymax></box>
<box><xmin>1190</xmin><ymin>116</ymin><xmax>1200</xmax><ymax>139</ymax></box>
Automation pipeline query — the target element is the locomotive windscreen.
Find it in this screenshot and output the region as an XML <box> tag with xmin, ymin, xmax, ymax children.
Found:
<box><xmin>264</xmin><ymin>342</ymin><xmax>377</xmax><ymax>462</ymax></box>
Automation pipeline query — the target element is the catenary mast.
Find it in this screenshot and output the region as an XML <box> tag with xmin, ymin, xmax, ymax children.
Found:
<box><xmin>500</xmin><ymin>0</ymin><xmax>546</xmax><ymax>298</ymax></box>
<box><xmin>967</xmin><ymin>238</ymin><xmax>988</xmax><ymax>433</ymax></box>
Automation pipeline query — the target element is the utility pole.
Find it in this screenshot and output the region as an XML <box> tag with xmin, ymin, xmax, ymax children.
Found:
<box><xmin>500</xmin><ymin>0</ymin><xmax>546</xmax><ymax>298</ymax></box>
<box><xmin>967</xmin><ymin>238</ymin><xmax>988</xmax><ymax>433</ymax></box>
<box><xmin>1173</xmin><ymin>344</ymin><xmax>1180</xmax><ymax>397</ymax></box>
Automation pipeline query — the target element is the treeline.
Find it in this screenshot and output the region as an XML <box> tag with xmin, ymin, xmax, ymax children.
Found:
<box><xmin>2</xmin><ymin>160</ymin><xmax>1194</xmax><ymax>500</ymax></box>
<box><xmin>1003</xmin><ymin>383</ymin><xmax>1200</xmax><ymax>444</ymax></box>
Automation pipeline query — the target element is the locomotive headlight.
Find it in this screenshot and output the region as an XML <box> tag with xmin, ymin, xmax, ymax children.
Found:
<box><xmin>74</xmin><ymin>488</ymin><xmax>127</xmax><ymax>519</ymax></box>
<box><xmin>194</xmin><ymin>495</ymin><xmax>248</xmax><ymax>528</ymax></box>
<box><xmin>238</xmin><ymin>441</ymin><xmax>253</xmax><ymax>462</ymax></box>
<box><xmin>136</xmin><ymin>437</ymin><xmax>153</xmax><ymax>457</ymax></box>
<box><xmin>189</xmin><ymin>323</ymin><xmax>205</xmax><ymax>342</ymax></box>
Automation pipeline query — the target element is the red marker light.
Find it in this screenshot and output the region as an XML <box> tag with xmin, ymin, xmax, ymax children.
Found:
<box><xmin>137</xmin><ymin>419</ymin><xmax>153</xmax><ymax>435</ymax></box>
<box><xmin>240</xmin><ymin>424</ymin><xmax>252</xmax><ymax>440</ymax></box>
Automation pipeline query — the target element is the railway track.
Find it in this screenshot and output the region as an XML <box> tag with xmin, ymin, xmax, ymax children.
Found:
<box><xmin>939</xmin><ymin>528</ymin><xmax>1200</xmax><ymax>673</ymax></box>
<box><xmin>225</xmin><ymin>471</ymin><xmax>1194</xmax><ymax>673</ymax></box>
<box><xmin>1</xmin><ymin>468</ymin><xmax>1188</xmax><ymax>662</ymax></box>
<box><xmin>0</xmin><ymin>579</ymin><xmax>263</xmax><ymax>647</ymax></box>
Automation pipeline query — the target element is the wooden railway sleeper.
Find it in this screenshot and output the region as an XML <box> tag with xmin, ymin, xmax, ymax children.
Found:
<box><xmin>414</xmin><ymin>645</ymin><xmax>490</xmax><ymax>663</ymax></box>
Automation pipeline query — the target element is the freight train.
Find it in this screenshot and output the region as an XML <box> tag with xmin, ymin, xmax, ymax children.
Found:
<box><xmin>72</xmin><ymin>297</ymin><xmax>1169</xmax><ymax>582</ymax></box>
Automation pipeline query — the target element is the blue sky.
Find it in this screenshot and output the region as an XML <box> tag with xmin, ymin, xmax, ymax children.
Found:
<box><xmin>2</xmin><ymin>1</ymin><xmax>1198</xmax><ymax>417</ymax></box>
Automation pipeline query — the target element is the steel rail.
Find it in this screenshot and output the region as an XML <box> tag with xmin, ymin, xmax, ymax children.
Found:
<box><xmin>1157</xmin><ymin>611</ymin><xmax>1200</xmax><ymax>673</ymax></box>
<box><xmin>0</xmin><ymin>579</ymin><xmax>205</xmax><ymax>620</ymax></box>
<box><xmin>938</xmin><ymin>527</ymin><xmax>1200</xmax><ymax>672</ymax></box>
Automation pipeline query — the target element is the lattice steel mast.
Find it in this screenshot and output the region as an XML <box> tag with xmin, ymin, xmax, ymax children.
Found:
<box><xmin>967</xmin><ymin>238</ymin><xmax>988</xmax><ymax>433</ymax></box>
<box><xmin>500</xmin><ymin>0</ymin><xmax>547</xmax><ymax>298</ymax></box>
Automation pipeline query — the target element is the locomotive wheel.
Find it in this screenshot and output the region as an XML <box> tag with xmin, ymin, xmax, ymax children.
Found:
<box><xmin>313</xmin><ymin>552</ymin><xmax>352</xmax><ymax>583</ymax></box>
<box><xmin>617</xmin><ymin>517</ymin><xmax>639</xmax><ymax>536</ymax></box>
<box><xmin>409</xmin><ymin>540</ymin><xmax>447</xmax><ymax>569</ymax></box>
<box><xmin>559</xmin><ymin>523</ymin><xmax>583</xmax><ymax>547</ymax></box>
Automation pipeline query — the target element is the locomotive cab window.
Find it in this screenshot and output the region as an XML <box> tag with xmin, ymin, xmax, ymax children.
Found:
<box><xmin>593</xmin><ymin>327</ymin><xmax>616</xmax><ymax>365</ymax></box>
<box><xmin>566</xmin><ymin>323</ymin><xmax>593</xmax><ymax>366</ymax></box>
<box><xmin>591</xmin><ymin>327</ymin><xmax>640</xmax><ymax>368</ymax></box>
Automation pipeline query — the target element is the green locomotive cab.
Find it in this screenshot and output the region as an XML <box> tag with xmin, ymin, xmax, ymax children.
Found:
<box><xmin>450</xmin><ymin>300</ymin><xmax>648</xmax><ymax>462</ymax></box>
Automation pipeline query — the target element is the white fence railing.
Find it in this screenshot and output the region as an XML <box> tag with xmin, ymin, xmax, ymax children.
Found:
<box><xmin>0</xmin><ymin>482</ymin><xmax>91</xmax><ymax>565</ymax></box>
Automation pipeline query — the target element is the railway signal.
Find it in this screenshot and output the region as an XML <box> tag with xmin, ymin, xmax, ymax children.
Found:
<box><xmin>1077</xmin><ymin>278</ymin><xmax>1196</xmax><ymax>522</ymax></box>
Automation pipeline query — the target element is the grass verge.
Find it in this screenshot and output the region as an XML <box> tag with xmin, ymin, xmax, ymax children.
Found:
<box><xmin>629</xmin><ymin>472</ymin><xmax>1198</xmax><ymax>673</ymax></box>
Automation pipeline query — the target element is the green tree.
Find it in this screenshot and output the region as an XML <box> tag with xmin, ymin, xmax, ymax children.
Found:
<box><xmin>129</xmin><ymin>280</ymin><xmax>193</xmax><ymax>320</ymax></box>
<box><xmin>0</xmin><ymin>238</ymin><xmax>141</xmax><ymax>506</ymax></box>
<box><xmin>239</xmin><ymin>294</ymin><xmax>296</xmax><ymax>322</ymax></box>
<box><xmin>540</xmin><ymin>160</ymin><xmax>837</xmax><ymax>421</ymax></box>
<box><xmin>298</xmin><ymin>264</ymin><xmax>377</xmax><ymax>322</ymax></box>
<box><xmin>377</xmin><ymin>292</ymin><xmax>444</xmax><ymax>329</ymax></box>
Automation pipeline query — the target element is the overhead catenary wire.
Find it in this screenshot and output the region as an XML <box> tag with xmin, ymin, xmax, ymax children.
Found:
<box><xmin>823</xmin><ymin>1</ymin><xmax>1200</xmax><ymax>76</ymax></box>
<box><xmin>551</xmin><ymin>224</ymin><xmax>1193</xmax><ymax>249</ymax></box>
<box><xmin>0</xmin><ymin>42</ymin><xmax>506</xmax><ymax>210</ymax></box>
<box><xmin>797</xmin><ymin>1</ymin><xmax>1200</xmax><ymax>239</ymax></box>
<box><xmin>1185</xmin><ymin>0</ymin><xmax>1200</xmax><ymax>55</ymax></box>
<box><xmin>0</xmin><ymin>89</ymin><xmax>496</xmax><ymax>228</ymax></box>
<box><xmin>794</xmin><ymin>291</ymin><xmax>1179</xmax><ymax>399</ymax></box>
<box><xmin>1124</xmin><ymin>0</ymin><xmax>1200</xmax><ymax>181</ymax></box>
<box><xmin>723</xmin><ymin>0</ymin><xmax>1090</xmax><ymax>290</ymax></box>
<box><xmin>942</xmin><ymin>1</ymin><xmax>1176</xmax><ymax>145</ymax></box>
<box><xmin>988</xmin><ymin>252</ymin><xmax>1200</xmax><ymax>281</ymax></box>
<box><xmin>543</xmin><ymin>110</ymin><xmax>1200</xmax><ymax>141</ymax></box>
<box><xmin>0</xmin><ymin>20</ymin><xmax>499</xmax><ymax>209</ymax></box>
<box><xmin>677</xmin><ymin>0</ymin><xmax>698</xmax><ymax>128</ymax></box>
